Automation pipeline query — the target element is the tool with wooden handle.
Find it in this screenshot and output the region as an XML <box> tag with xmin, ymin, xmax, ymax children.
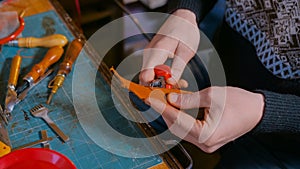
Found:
<box><xmin>47</xmin><ymin>38</ymin><xmax>84</xmax><ymax>104</ymax></box>
<box><xmin>16</xmin><ymin>46</ymin><xmax>64</xmax><ymax>95</ymax></box>
<box><xmin>5</xmin><ymin>34</ymin><xmax>68</xmax><ymax>48</ymax></box>
<box><xmin>3</xmin><ymin>55</ymin><xmax>22</xmax><ymax>122</ymax></box>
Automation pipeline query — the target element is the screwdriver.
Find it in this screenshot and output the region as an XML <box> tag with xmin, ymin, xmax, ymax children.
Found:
<box><xmin>47</xmin><ymin>38</ymin><xmax>84</xmax><ymax>104</ymax></box>
<box><xmin>16</xmin><ymin>46</ymin><xmax>64</xmax><ymax>95</ymax></box>
<box><xmin>5</xmin><ymin>34</ymin><xmax>68</xmax><ymax>48</ymax></box>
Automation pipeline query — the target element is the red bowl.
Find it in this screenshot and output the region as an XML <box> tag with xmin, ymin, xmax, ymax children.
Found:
<box><xmin>0</xmin><ymin>148</ymin><xmax>76</xmax><ymax>169</ymax></box>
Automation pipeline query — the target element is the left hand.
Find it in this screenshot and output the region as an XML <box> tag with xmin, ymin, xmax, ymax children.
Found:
<box><xmin>145</xmin><ymin>86</ymin><xmax>265</xmax><ymax>153</ymax></box>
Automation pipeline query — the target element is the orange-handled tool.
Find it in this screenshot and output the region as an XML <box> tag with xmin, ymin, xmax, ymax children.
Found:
<box><xmin>3</xmin><ymin>55</ymin><xmax>22</xmax><ymax>123</ymax></box>
<box><xmin>47</xmin><ymin>38</ymin><xmax>84</xmax><ymax>104</ymax></box>
<box><xmin>8</xmin><ymin>55</ymin><xmax>22</xmax><ymax>89</ymax></box>
<box><xmin>110</xmin><ymin>67</ymin><xmax>191</xmax><ymax>100</ymax></box>
<box><xmin>16</xmin><ymin>46</ymin><xmax>64</xmax><ymax>94</ymax></box>
<box><xmin>5</xmin><ymin>34</ymin><xmax>68</xmax><ymax>48</ymax></box>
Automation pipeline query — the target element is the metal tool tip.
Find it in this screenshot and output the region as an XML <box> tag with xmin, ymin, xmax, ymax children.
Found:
<box><xmin>46</xmin><ymin>93</ymin><xmax>53</xmax><ymax>104</ymax></box>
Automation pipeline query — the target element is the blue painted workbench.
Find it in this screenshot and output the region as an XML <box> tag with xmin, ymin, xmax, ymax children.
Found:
<box><xmin>0</xmin><ymin>10</ymin><xmax>166</xmax><ymax>169</ymax></box>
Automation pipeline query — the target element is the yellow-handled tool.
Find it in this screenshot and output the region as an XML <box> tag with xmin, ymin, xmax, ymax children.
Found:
<box><xmin>8</xmin><ymin>55</ymin><xmax>22</xmax><ymax>89</ymax></box>
<box><xmin>47</xmin><ymin>38</ymin><xmax>84</xmax><ymax>104</ymax></box>
<box><xmin>3</xmin><ymin>55</ymin><xmax>22</xmax><ymax>122</ymax></box>
<box><xmin>5</xmin><ymin>34</ymin><xmax>68</xmax><ymax>48</ymax></box>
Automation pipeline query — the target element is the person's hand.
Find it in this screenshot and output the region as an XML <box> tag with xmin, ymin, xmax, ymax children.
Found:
<box><xmin>146</xmin><ymin>87</ymin><xmax>265</xmax><ymax>153</ymax></box>
<box><xmin>139</xmin><ymin>9</ymin><xmax>200</xmax><ymax>88</ymax></box>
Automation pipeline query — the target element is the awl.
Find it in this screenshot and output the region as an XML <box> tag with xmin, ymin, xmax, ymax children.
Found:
<box><xmin>5</xmin><ymin>34</ymin><xmax>68</xmax><ymax>48</ymax></box>
<box><xmin>47</xmin><ymin>38</ymin><xmax>84</xmax><ymax>104</ymax></box>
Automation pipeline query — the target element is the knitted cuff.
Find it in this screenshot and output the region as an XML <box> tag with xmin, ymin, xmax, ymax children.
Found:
<box><xmin>168</xmin><ymin>0</ymin><xmax>201</xmax><ymax>22</ymax></box>
<box><xmin>168</xmin><ymin>0</ymin><xmax>218</xmax><ymax>23</ymax></box>
<box><xmin>252</xmin><ymin>90</ymin><xmax>300</xmax><ymax>134</ymax></box>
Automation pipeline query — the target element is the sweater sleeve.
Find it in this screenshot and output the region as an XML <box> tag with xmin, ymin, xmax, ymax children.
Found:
<box><xmin>252</xmin><ymin>90</ymin><xmax>300</xmax><ymax>133</ymax></box>
<box><xmin>168</xmin><ymin>0</ymin><xmax>218</xmax><ymax>23</ymax></box>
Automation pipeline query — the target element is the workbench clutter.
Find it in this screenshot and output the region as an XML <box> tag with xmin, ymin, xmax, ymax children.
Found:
<box><xmin>0</xmin><ymin>1</ymin><xmax>174</xmax><ymax>168</ymax></box>
<box><xmin>0</xmin><ymin>10</ymin><xmax>83</xmax><ymax>168</ymax></box>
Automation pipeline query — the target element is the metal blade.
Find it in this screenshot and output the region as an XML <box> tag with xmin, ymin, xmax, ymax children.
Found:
<box><xmin>18</xmin><ymin>69</ymin><xmax>54</xmax><ymax>101</ymax></box>
<box><xmin>0</xmin><ymin>105</ymin><xmax>11</xmax><ymax>147</ymax></box>
<box><xmin>4</xmin><ymin>88</ymin><xmax>18</xmax><ymax>122</ymax></box>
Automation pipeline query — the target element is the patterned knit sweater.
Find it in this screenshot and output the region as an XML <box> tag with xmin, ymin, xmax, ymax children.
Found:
<box><xmin>169</xmin><ymin>0</ymin><xmax>300</xmax><ymax>134</ymax></box>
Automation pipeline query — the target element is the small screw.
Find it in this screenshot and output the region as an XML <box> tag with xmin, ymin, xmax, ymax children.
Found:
<box><xmin>22</xmin><ymin>110</ymin><xmax>30</xmax><ymax>120</ymax></box>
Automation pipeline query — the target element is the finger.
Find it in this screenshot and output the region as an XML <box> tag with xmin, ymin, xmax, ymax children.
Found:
<box><xmin>146</xmin><ymin>92</ymin><xmax>199</xmax><ymax>139</ymax></box>
<box><xmin>178</xmin><ymin>78</ymin><xmax>189</xmax><ymax>88</ymax></box>
<box><xmin>168</xmin><ymin>42</ymin><xmax>195</xmax><ymax>85</ymax></box>
<box><xmin>167</xmin><ymin>78</ymin><xmax>189</xmax><ymax>88</ymax></box>
<box><xmin>140</xmin><ymin>35</ymin><xmax>178</xmax><ymax>84</ymax></box>
<box><xmin>167</xmin><ymin>89</ymin><xmax>211</xmax><ymax>109</ymax></box>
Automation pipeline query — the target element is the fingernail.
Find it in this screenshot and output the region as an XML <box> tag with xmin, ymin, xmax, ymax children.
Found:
<box><xmin>168</xmin><ymin>93</ymin><xmax>179</xmax><ymax>104</ymax></box>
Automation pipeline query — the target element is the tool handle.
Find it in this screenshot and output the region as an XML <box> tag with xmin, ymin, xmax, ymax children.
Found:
<box><xmin>43</xmin><ymin>114</ymin><xmax>69</xmax><ymax>142</ymax></box>
<box><xmin>25</xmin><ymin>46</ymin><xmax>64</xmax><ymax>82</ymax></box>
<box><xmin>8</xmin><ymin>55</ymin><xmax>22</xmax><ymax>87</ymax></box>
<box><xmin>48</xmin><ymin>122</ymin><xmax>69</xmax><ymax>142</ymax></box>
<box><xmin>58</xmin><ymin>38</ymin><xmax>83</xmax><ymax>75</ymax></box>
<box><xmin>154</xmin><ymin>65</ymin><xmax>172</xmax><ymax>89</ymax></box>
<box><xmin>17</xmin><ymin>34</ymin><xmax>68</xmax><ymax>48</ymax></box>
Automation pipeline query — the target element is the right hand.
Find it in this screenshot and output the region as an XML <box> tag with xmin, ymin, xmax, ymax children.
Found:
<box><xmin>139</xmin><ymin>9</ymin><xmax>200</xmax><ymax>88</ymax></box>
<box><xmin>146</xmin><ymin>87</ymin><xmax>265</xmax><ymax>153</ymax></box>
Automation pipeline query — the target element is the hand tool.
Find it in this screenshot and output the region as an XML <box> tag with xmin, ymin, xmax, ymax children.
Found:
<box><xmin>150</xmin><ymin>64</ymin><xmax>172</xmax><ymax>89</ymax></box>
<box><xmin>4</xmin><ymin>46</ymin><xmax>63</xmax><ymax>122</ymax></box>
<box><xmin>30</xmin><ymin>104</ymin><xmax>69</xmax><ymax>142</ymax></box>
<box><xmin>3</xmin><ymin>69</ymin><xmax>54</xmax><ymax>123</ymax></box>
<box><xmin>5</xmin><ymin>34</ymin><xmax>68</xmax><ymax>48</ymax></box>
<box><xmin>15</xmin><ymin>46</ymin><xmax>64</xmax><ymax>95</ymax></box>
<box><xmin>13</xmin><ymin>130</ymin><xmax>53</xmax><ymax>150</ymax></box>
<box><xmin>47</xmin><ymin>38</ymin><xmax>84</xmax><ymax>104</ymax></box>
<box><xmin>110</xmin><ymin>67</ymin><xmax>191</xmax><ymax>100</ymax></box>
<box><xmin>3</xmin><ymin>55</ymin><xmax>22</xmax><ymax>123</ymax></box>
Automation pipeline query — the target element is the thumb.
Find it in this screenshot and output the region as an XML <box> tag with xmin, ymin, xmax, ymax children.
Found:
<box><xmin>167</xmin><ymin>90</ymin><xmax>210</xmax><ymax>109</ymax></box>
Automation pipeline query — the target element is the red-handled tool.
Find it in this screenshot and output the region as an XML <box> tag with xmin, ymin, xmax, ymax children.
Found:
<box><xmin>150</xmin><ymin>64</ymin><xmax>172</xmax><ymax>89</ymax></box>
